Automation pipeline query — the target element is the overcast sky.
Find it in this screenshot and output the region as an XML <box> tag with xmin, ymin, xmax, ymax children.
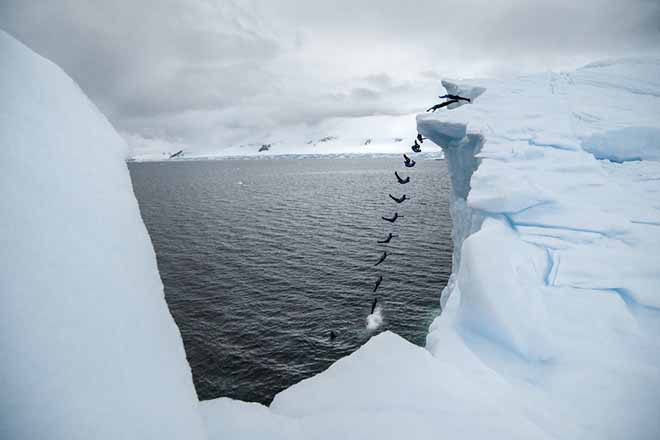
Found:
<box><xmin>2</xmin><ymin>0</ymin><xmax>659</xmax><ymax>151</ymax></box>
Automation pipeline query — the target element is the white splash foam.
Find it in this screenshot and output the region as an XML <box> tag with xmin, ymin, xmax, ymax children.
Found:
<box><xmin>366</xmin><ymin>307</ymin><xmax>384</xmax><ymax>331</ymax></box>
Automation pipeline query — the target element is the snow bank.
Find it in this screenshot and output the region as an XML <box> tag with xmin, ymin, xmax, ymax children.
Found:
<box><xmin>0</xmin><ymin>30</ymin><xmax>206</xmax><ymax>440</ymax></box>
<box><xmin>269</xmin><ymin>331</ymin><xmax>551</xmax><ymax>440</ymax></box>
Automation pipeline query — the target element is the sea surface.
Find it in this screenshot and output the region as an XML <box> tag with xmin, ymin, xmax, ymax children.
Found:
<box><xmin>128</xmin><ymin>156</ymin><xmax>453</xmax><ymax>404</ymax></box>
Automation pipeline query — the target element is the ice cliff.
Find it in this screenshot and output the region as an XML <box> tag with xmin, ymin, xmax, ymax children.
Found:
<box><xmin>2</xmin><ymin>29</ymin><xmax>659</xmax><ymax>440</ymax></box>
<box><xmin>0</xmin><ymin>30</ymin><xmax>206</xmax><ymax>439</ymax></box>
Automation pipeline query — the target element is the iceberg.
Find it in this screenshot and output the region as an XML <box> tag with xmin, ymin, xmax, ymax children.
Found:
<box><xmin>0</xmin><ymin>30</ymin><xmax>206</xmax><ymax>440</ymax></box>
<box><xmin>2</xmin><ymin>28</ymin><xmax>659</xmax><ymax>440</ymax></box>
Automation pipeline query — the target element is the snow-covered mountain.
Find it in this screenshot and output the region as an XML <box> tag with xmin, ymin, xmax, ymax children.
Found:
<box><xmin>2</xmin><ymin>29</ymin><xmax>660</xmax><ymax>440</ymax></box>
<box><xmin>127</xmin><ymin>113</ymin><xmax>426</xmax><ymax>160</ymax></box>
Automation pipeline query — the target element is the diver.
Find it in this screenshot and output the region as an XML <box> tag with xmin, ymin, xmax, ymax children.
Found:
<box><xmin>389</xmin><ymin>194</ymin><xmax>408</xmax><ymax>204</ymax></box>
<box><xmin>382</xmin><ymin>212</ymin><xmax>403</xmax><ymax>223</ymax></box>
<box><xmin>330</xmin><ymin>331</ymin><xmax>336</xmax><ymax>340</ymax></box>
<box><xmin>417</xmin><ymin>133</ymin><xmax>426</xmax><ymax>143</ymax></box>
<box><xmin>427</xmin><ymin>99</ymin><xmax>459</xmax><ymax>112</ymax></box>
<box><xmin>374</xmin><ymin>251</ymin><xmax>388</xmax><ymax>266</ymax></box>
<box><xmin>404</xmin><ymin>159</ymin><xmax>416</xmax><ymax>168</ymax></box>
<box><xmin>439</xmin><ymin>94</ymin><xmax>471</xmax><ymax>102</ymax></box>
<box><xmin>403</xmin><ymin>153</ymin><xmax>412</xmax><ymax>164</ymax></box>
<box><xmin>169</xmin><ymin>149</ymin><xmax>184</xmax><ymax>159</ymax></box>
<box><xmin>373</xmin><ymin>275</ymin><xmax>383</xmax><ymax>292</ymax></box>
<box><xmin>394</xmin><ymin>171</ymin><xmax>410</xmax><ymax>184</ymax></box>
<box><xmin>371</xmin><ymin>297</ymin><xmax>378</xmax><ymax>314</ymax></box>
<box><xmin>377</xmin><ymin>232</ymin><xmax>396</xmax><ymax>243</ymax></box>
<box><xmin>411</xmin><ymin>140</ymin><xmax>422</xmax><ymax>153</ymax></box>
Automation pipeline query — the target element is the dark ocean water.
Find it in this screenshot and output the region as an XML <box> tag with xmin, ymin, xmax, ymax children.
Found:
<box><xmin>128</xmin><ymin>156</ymin><xmax>452</xmax><ymax>404</ymax></box>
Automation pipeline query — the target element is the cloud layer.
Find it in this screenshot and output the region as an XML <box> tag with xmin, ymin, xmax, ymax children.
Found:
<box><xmin>2</xmin><ymin>0</ymin><xmax>659</xmax><ymax>152</ymax></box>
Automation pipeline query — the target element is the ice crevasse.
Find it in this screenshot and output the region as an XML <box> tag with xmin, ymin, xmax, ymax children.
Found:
<box><xmin>2</xmin><ymin>29</ymin><xmax>660</xmax><ymax>440</ymax></box>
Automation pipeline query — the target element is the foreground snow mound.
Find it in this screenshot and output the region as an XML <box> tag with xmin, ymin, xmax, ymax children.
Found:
<box><xmin>200</xmin><ymin>332</ymin><xmax>551</xmax><ymax>440</ymax></box>
<box><xmin>419</xmin><ymin>60</ymin><xmax>660</xmax><ymax>440</ymax></box>
<box><xmin>0</xmin><ymin>30</ymin><xmax>206</xmax><ymax>440</ymax></box>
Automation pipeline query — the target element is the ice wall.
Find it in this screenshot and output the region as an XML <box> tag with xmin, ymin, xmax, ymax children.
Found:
<box><xmin>418</xmin><ymin>73</ymin><xmax>660</xmax><ymax>439</ymax></box>
<box><xmin>0</xmin><ymin>30</ymin><xmax>206</xmax><ymax>440</ymax></box>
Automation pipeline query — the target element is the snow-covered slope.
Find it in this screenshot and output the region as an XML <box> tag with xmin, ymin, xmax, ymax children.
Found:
<box><xmin>0</xmin><ymin>31</ymin><xmax>206</xmax><ymax>440</ymax></box>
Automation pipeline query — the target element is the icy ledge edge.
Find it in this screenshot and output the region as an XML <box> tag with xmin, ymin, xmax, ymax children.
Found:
<box><xmin>416</xmin><ymin>115</ymin><xmax>484</xmax><ymax>310</ymax></box>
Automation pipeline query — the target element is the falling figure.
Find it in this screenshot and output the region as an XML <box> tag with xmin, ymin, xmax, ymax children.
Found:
<box><xmin>330</xmin><ymin>331</ymin><xmax>336</xmax><ymax>340</ymax></box>
<box><xmin>374</xmin><ymin>251</ymin><xmax>388</xmax><ymax>266</ymax></box>
<box><xmin>373</xmin><ymin>275</ymin><xmax>383</xmax><ymax>292</ymax></box>
<box><xmin>411</xmin><ymin>139</ymin><xmax>422</xmax><ymax>153</ymax></box>
<box><xmin>377</xmin><ymin>232</ymin><xmax>396</xmax><ymax>243</ymax></box>
<box><xmin>426</xmin><ymin>99</ymin><xmax>459</xmax><ymax>112</ymax></box>
<box><xmin>389</xmin><ymin>194</ymin><xmax>408</xmax><ymax>204</ymax></box>
<box><xmin>371</xmin><ymin>297</ymin><xmax>378</xmax><ymax>314</ymax></box>
<box><xmin>417</xmin><ymin>133</ymin><xmax>426</xmax><ymax>143</ymax></box>
<box><xmin>439</xmin><ymin>94</ymin><xmax>471</xmax><ymax>102</ymax></box>
<box><xmin>404</xmin><ymin>159</ymin><xmax>416</xmax><ymax>168</ymax></box>
<box><xmin>382</xmin><ymin>212</ymin><xmax>403</xmax><ymax>223</ymax></box>
<box><xmin>395</xmin><ymin>171</ymin><xmax>410</xmax><ymax>184</ymax></box>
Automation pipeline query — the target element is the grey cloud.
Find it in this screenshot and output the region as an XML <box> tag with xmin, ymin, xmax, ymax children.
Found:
<box><xmin>1</xmin><ymin>0</ymin><xmax>659</xmax><ymax>151</ymax></box>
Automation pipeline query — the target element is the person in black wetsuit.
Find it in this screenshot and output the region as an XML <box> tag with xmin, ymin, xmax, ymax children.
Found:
<box><xmin>439</xmin><ymin>94</ymin><xmax>470</xmax><ymax>102</ymax></box>
<box><xmin>371</xmin><ymin>297</ymin><xmax>378</xmax><ymax>314</ymax></box>
<box><xmin>382</xmin><ymin>212</ymin><xmax>403</xmax><ymax>223</ymax></box>
<box><xmin>330</xmin><ymin>331</ymin><xmax>336</xmax><ymax>340</ymax></box>
<box><xmin>389</xmin><ymin>194</ymin><xmax>408</xmax><ymax>204</ymax></box>
<box><xmin>395</xmin><ymin>171</ymin><xmax>410</xmax><ymax>184</ymax></box>
<box><xmin>374</xmin><ymin>251</ymin><xmax>388</xmax><ymax>266</ymax></box>
<box><xmin>373</xmin><ymin>275</ymin><xmax>383</xmax><ymax>292</ymax></box>
<box><xmin>411</xmin><ymin>140</ymin><xmax>421</xmax><ymax>153</ymax></box>
<box><xmin>417</xmin><ymin>133</ymin><xmax>426</xmax><ymax>143</ymax></box>
<box><xmin>427</xmin><ymin>99</ymin><xmax>459</xmax><ymax>112</ymax></box>
<box><xmin>377</xmin><ymin>232</ymin><xmax>396</xmax><ymax>243</ymax></box>
<box><xmin>403</xmin><ymin>153</ymin><xmax>416</xmax><ymax>167</ymax></box>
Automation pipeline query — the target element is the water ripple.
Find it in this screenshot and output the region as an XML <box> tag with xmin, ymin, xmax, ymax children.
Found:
<box><xmin>129</xmin><ymin>157</ymin><xmax>452</xmax><ymax>404</ymax></box>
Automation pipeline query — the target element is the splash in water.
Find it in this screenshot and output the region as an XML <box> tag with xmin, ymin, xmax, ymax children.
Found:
<box><xmin>366</xmin><ymin>307</ymin><xmax>384</xmax><ymax>331</ymax></box>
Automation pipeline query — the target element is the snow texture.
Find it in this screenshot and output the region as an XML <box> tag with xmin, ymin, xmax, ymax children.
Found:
<box><xmin>0</xmin><ymin>30</ymin><xmax>206</xmax><ymax>440</ymax></box>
